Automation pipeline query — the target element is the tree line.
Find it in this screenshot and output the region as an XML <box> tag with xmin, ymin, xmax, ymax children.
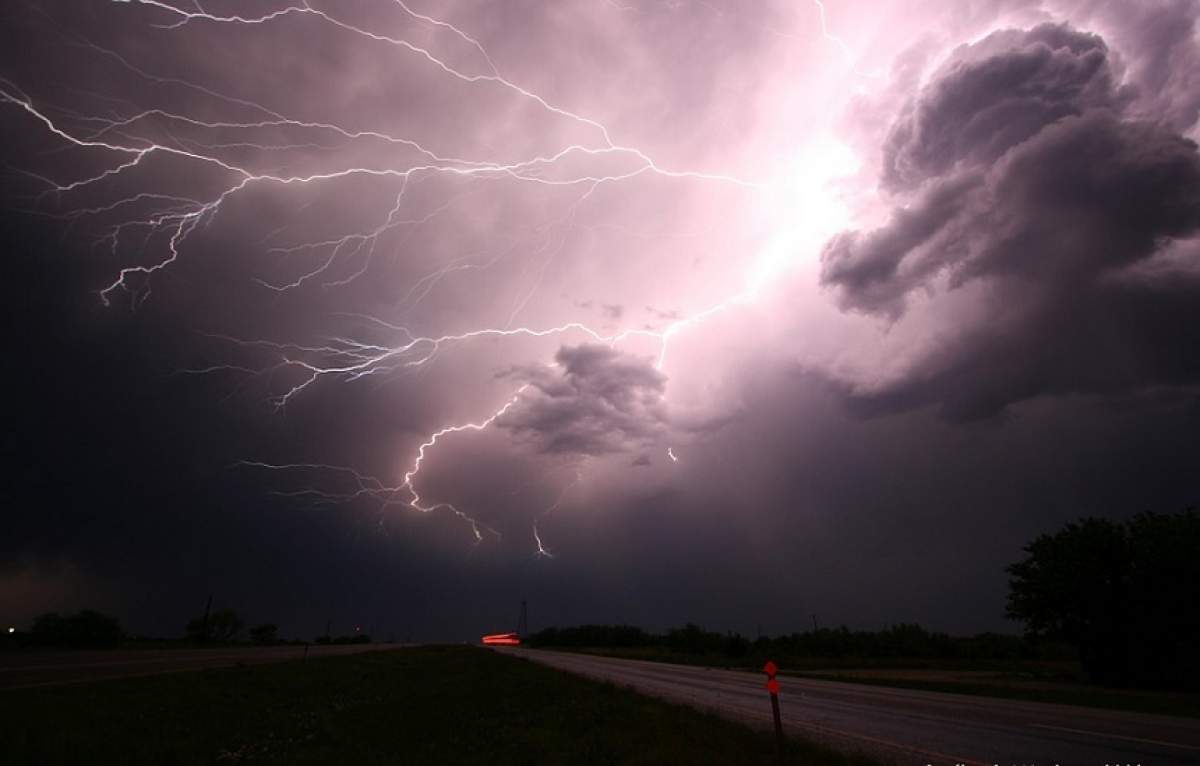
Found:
<box><xmin>2</xmin><ymin>608</ymin><xmax>372</xmax><ymax>648</ymax></box>
<box><xmin>531</xmin><ymin>510</ymin><xmax>1199</xmax><ymax>690</ymax></box>
<box><xmin>527</xmin><ymin>622</ymin><xmax>1061</xmax><ymax>662</ymax></box>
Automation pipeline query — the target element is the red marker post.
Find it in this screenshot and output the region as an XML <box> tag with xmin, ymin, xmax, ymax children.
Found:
<box><xmin>764</xmin><ymin>660</ymin><xmax>784</xmax><ymax>763</ymax></box>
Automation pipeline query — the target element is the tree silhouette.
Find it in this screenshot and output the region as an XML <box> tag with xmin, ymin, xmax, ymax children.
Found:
<box><xmin>186</xmin><ymin>608</ymin><xmax>243</xmax><ymax>643</ymax></box>
<box><xmin>1007</xmin><ymin>510</ymin><xmax>1200</xmax><ymax>688</ymax></box>
<box><xmin>249</xmin><ymin>623</ymin><xmax>278</xmax><ymax>645</ymax></box>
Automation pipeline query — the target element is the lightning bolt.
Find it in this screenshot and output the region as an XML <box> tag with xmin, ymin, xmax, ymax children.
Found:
<box><xmin>810</xmin><ymin>0</ymin><xmax>885</xmax><ymax>79</ymax></box>
<box><xmin>2</xmin><ymin>0</ymin><xmax>864</xmax><ymax>551</ymax></box>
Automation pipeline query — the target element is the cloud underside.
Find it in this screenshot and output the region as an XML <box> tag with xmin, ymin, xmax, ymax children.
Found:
<box><xmin>496</xmin><ymin>344</ymin><xmax>668</xmax><ymax>456</ymax></box>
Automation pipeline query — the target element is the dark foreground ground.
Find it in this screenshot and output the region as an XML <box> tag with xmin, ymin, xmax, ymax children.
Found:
<box><xmin>0</xmin><ymin>645</ymin><xmax>875</xmax><ymax>766</ymax></box>
<box><xmin>0</xmin><ymin>643</ymin><xmax>395</xmax><ymax>690</ymax></box>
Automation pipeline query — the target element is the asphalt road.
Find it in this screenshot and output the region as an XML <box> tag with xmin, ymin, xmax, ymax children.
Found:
<box><xmin>506</xmin><ymin>649</ymin><xmax>1200</xmax><ymax>766</ymax></box>
<box><xmin>0</xmin><ymin>644</ymin><xmax>399</xmax><ymax>690</ymax></box>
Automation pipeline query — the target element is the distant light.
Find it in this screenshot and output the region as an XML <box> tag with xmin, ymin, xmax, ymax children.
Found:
<box><xmin>7</xmin><ymin>627</ymin><xmax>13</xmax><ymax>634</ymax></box>
<box><xmin>481</xmin><ymin>632</ymin><xmax>521</xmax><ymax>646</ymax></box>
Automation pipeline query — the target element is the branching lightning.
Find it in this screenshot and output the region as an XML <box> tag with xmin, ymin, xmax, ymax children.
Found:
<box><xmin>532</xmin><ymin>469</ymin><xmax>584</xmax><ymax>559</ymax></box>
<box><xmin>2</xmin><ymin>0</ymin><xmax>864</xmax><ymax>554</ymax></box>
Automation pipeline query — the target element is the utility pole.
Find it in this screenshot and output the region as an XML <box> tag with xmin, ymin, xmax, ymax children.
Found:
<box><xmin>811</xmin><ymin>614</ymin><xmax>819</xmax><ymax>632</ymax></box>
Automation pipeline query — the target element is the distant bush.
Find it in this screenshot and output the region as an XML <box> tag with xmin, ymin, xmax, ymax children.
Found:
<box><xmin>722</xmin><ymin>632</ymin><xmax>749</xmax><ymax>658</ymax></box>
<box><xmin>249</xmin><ymin>623</ymin><xmax>279</xmax><ymax>645</ymax></box>
<box><xmin>185</xmin><ymin>608</ymin><xmax>243</xmax><ymax>643</ymax></box>
<box><xmin>29</xmin><ymin>610</ymin><xmax>123</xmax><ymax>647</ymax></box>
<box><xmin>665</xmin><ymin>623</ymin><xmax>723</xmax><ymax>654</ymax></box>
<box><xmin>527</xmin><ymin>624</ymin><xmax>652</xmax><ymax>649</ymax></box>
<box><xmin>315</xmin><ymin>633</ymin><xmax>371</xmax><ymax>644</ymax></box>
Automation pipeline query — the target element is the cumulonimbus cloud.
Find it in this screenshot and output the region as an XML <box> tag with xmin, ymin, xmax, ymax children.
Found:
<box><xmin>819</xmin><ymin>19</ymin><xmax>1200</xmax><ymax>419</ymax></box>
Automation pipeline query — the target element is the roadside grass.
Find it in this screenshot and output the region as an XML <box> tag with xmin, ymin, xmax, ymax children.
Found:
<box><xmin>0</xmin><ymin>645</ymin><xmax>878</xmax><ymax>765</ymax></box>
<box><xmin>793</xmin><ymin>671</ymin><xmax>1200</xmax><ymax>719</ymax></box>
<box><xmin>555</xmin><ymin>647</ymin><xmax>1200</xmax><ymax>719</ymax></box>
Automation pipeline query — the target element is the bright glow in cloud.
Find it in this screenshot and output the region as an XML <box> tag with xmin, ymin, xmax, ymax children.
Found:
<box><xmin>748</xmin><ymin>137</ymin><xmax>861</xmax><ymax>294</ymax></box>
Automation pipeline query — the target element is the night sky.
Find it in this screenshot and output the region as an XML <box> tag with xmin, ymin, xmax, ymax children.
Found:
<box><xmin>2</xmin><ymin>0</ymin><xmax>1198</xmax><ymax>642</ymax></box>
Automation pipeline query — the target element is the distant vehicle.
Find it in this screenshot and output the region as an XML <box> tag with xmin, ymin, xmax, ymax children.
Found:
<box><xmin>482</xmin><ymin>601</ymin><xmax>527</xmax><ymax>646</ymax></box>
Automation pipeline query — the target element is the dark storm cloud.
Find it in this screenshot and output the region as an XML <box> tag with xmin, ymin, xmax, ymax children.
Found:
<box><xmin>880</xmin><ymin>23</ymin><xmax>1124</xmax><ymax>190</ymax></box>
<box><xmin>821</xmin><ymin>20</ymin><xmax>1200</xmax><ymax>418</ymax></box>
<box><xmin>819</xmin><ymin>172</ymin><xmax>982</xmax><ymax>317</ymax></box>
<box><xmin>496</xmin><ymin>344</ymin><xmax>668</xmax><ymax>455</ymax></box>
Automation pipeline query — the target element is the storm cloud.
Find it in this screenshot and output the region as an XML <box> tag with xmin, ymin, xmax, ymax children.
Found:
<box><xmin>497</xmin><ymin>345</ymin><xmax>668</xmax><ymax>456</ymax></box>
<box><xmin>821</xmin><ymin>21</ymin><xmax>1200</xmax><ymax>418</ymax></box>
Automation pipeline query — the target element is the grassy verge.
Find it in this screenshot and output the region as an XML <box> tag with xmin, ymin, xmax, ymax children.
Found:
<box><xmin>0</xmin><ymin>645</ymin><xmax>877</xmax><ymax>765</ymax></box>
<box><xmin>792</xmin><ymin>671</ymin><xmax>1200</xmax><ymax>719</ymax></box>
<box><xmin>543</xmin><ymin>646</ymin><xmax>1200</xmax><ymax>719</ymax></box>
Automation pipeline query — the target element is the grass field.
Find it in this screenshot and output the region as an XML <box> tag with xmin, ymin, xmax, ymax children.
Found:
<box><xmin>0</xmin><ymin>645</ymin><xmax>877</xmax><ymax>765</ymax></box>
<box><xmin>556</xmin><ymin>647</ymin><xmax>1200</xmax><ymax>719</ymax></box>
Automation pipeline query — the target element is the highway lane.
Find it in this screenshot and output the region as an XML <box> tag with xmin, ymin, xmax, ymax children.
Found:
<box><xmin>506</xmin><ymin>648</ymin><xmax>1200</xmax><ymax>765</ymax></box>
<box><xmin>0</xmin><ymin>643</ymin><xmax>402</xmax><ymax>690</ymax></box>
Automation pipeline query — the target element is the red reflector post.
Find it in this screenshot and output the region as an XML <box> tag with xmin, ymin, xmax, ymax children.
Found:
<box><xmin>764</xmin><ymin>659</ymin><xmax>784</xmax><ymax>762</ymax></box>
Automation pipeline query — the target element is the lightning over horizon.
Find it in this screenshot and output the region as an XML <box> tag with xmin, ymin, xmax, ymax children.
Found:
<box><xmin>6</xmin><ymin>0</ymin><xmax>1200</xmax><ymax>655</ymax></box>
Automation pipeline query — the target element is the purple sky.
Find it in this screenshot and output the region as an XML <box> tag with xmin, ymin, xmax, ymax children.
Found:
<box><xmin>2</xmin><ymin>0</ymin><xmax>1198</xmax><ymax>640</ymax></box>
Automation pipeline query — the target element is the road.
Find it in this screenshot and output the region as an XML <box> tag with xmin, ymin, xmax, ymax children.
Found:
<box><xmin>506</xmin><ymin>649</ymin><xmax>1200</xmax><ymax>765</ymax></box>
<box><xmin>0</xmin><ymin>644</ymin><xmax>399</xmax><ymax>690</ymax></box>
